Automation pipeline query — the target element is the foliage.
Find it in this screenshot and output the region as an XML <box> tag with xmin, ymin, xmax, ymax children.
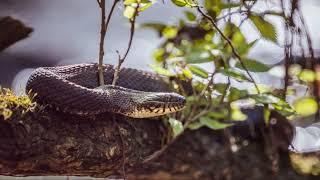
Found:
<box><xmin>137</xmin><ymin>0</ymin><xmax>318</xmax><ymax>139</ymax></box>
<box><xmin>0</xmin><ymin>88</ymin><xmax>36</xmax><ymax>120</ymax></box>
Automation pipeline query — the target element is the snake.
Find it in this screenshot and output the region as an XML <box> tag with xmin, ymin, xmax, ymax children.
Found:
<box><xmin>26</xmin><ymin>63</ymin><xmax>186</xmax><ymax>118</ymax></box>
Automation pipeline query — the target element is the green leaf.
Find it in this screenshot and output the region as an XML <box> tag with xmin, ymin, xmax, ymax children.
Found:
<box><xmin>162</xmin><ymin>26</ymin><xmax>178</xmax><ymax>39</ymax></box>
<box><xmin>251</xmin><ymin>93</ymin><xmax>281</xmax><ymax>104</ymax></box>
<box><xmin>193</xmin><ymin>81</ymin><xmax>207</xmax><ymax>93</ymax></box>
<box><xmin>204</xmin><ymin>0</ymin><xmax>222</xmax><ymax>18</ymax></box>
<box><xmin>207</xmin><ymin>110</ymin><xmax>228</xmax><ymax>119</ymax></box>
<box><xmin>235</xmin><ymin>59</ymin><xmax>270</xmax><ymax>72</ymax></box>
<box><xmin>124</xmin><ymin>0</ymin><xmax>153</xmax><ymax>12</ymax></box>
<box><xmin>171</xmin><ymin>0</ymin><xmax>187</xmax><ymax>7</ymax></box>
<box><xmin>182</xmin><ymin>69</ymin><xmax>193</xmax><ymax>79</ymax></box>
<box><xmin>220</xmin><ymin>2</ymin><xmax>241</xmax><ymax>9</ymax></box>
<box><xmin>249</xmin><ymin>14</ymin><xmax>277</xmax><ymax>43</ymax></box>
<box><xmin>168</xmin><ymin>118</ymin><xmax>184</xmax><ymax>137</ymax></box>
<box><xmin>228</xmin><ymin>87</ymin><xmax>248</xmax><ymax>101</ymax></box>
<box><xmin>251</xmin><ymin>93</ymin><xmax>295</xmax><ymax>117</ymax></box>
<box><xmin>299</xmin><ymin>69</ymin><xmax>316</xmax><ymax>82</ymax></box>
<box><xmin>149</xmin><ymin>64</ymin><xmax>174</xmax><ymax>77</ymax></box>
<box><xmin>188</xmin><ymin>122</ymin><xmax>204</xmax><ymax>130</ymax></box>
<box><xmin>249</xmin><ymin>84</ymin><xmax>272</xmax><ymax>94</ymax></box>
<box><xmin>219</xmin><ymin>68</ymin><xmax>251</xmax><ymax>81</ymax></box>
<box><xmin>139</xmin><ymin>1</ymin><xmax>153</xmax><ymax>12</ymax></box>
<box><xmin>293</xmin><ymin>97</ymin><xmax>318</xmax><ymax>117</ymax></box>
<box><xmin>171</xmin><ymin>0</ymin><xmax>196</xmax><ymax>7</ymax></box>
<box><xmin>123</xmin><ymin>6</ymin><xmax>136</xmax><ymax>19</ymax></box>
<box><xmin>124</xmin><ymin>0</ymin><xmax>137</xmax><ymax>5</ymax></box>
<box><xmin>152</xmin><ymin>48</ymin><xmax>165</xmax><ymax>62</ymax></box>
<box><xmin>200</xmin><ymin>117</ymin><xmax>232</xmax><ymax>130</ymax></box>
<box><xmin>142</xmin><ymin>23</ymin><xmax>166</xmax><ymax>33</ymax></box>
<box><xmin>230</xmin><ymin>104</ymin><xmax>247</xmax><ymax>121</ymax></box>
<box><xmin>250</xmin><ymin>93</ymin><xmax>295</xmax><ymax>117</ymax></box>
<box><xmin>237</xmin><ymin>39</ymin><xmax>258</xmax><ymax>56</ymax></box>
<box><xmin>188</xmin><ymin>65</ymin><xmax>209</xmax><ymax>78</ymax></box>
<box><xmin>184</xmin><ymin>11</ymin><xmax>196</xmax><ymax>21</ymax></box>
<box><xmin>273</xmin><ymin>101</ymin><xmax>296</xmax><ymax>117</ymax></box>
<box><xmin>223</xmin><ymin>22</ymin><xmax>246</xmax><ymax>54</ymax></box>
<box><xmin>185</xmin><ymin>49</ymin><xmax>213</xmax><ymax>63</ymax></box>
<box><xmin>214</xmin><ymin>83</ymin><xmax>228</xmax><ymax>94</ymax></box>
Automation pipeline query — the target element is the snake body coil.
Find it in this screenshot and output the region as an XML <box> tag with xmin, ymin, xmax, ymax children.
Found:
<box><xmin>26</xmin><ymin>63</ymin><xmax>185</xmax><ymax>118</ymax></box>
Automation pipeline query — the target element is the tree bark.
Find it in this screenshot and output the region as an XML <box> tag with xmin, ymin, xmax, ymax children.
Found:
<box><xmin>0</xmin><ymin>105</ymin><xmax>318</xmax><ymax>179</ymax></box>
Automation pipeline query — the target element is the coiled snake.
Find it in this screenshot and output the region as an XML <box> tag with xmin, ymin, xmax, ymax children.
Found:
<box><xmin>26</xmin><ymin>63</ymin><xmax>186</xmax><ymax>118</ymax></box>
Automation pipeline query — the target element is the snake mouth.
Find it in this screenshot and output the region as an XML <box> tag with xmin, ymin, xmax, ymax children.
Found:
<box><xmin>125</xmin><ymin>93</ymin><xmax>186</xmax><ymax>118</ymax></box>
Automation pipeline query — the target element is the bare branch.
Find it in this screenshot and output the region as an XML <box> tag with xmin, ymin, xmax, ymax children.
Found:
<box><xmin>112</xmin><ymin>4</ymin><xmax>139</xmax><ymax>85</ymax></box>
<box><xmin>297</xmin><ymin>7</ymin><xmax>319</xmax><ymax>121</ymax></box>
<box><xmin>97</xmin><ymin>0</ymin><xmax>106</xmax><ymax>86</ymax></box>
<box><xmin>196</xmin><ymin>6</ymin><xmax>260</xmax><ymax>93</ymax></box>
<box><xmin>96</xmin><ymin>0</ymin><xmax>120</xmax><ymax>86</ymax></box>
<box><xmin>96</xmin><ymin>0</ymin><xmax>101</xmax><ymax>7</ymax></box>
<box><xmin>105</xmin><ymin>0</ymin><xmax>120</xmax><ymax>34</ymax></box>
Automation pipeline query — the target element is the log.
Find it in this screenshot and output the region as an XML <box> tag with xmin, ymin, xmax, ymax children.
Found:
<box><xmin>0</xmin><ymin>96</ymin><xmax>318</xmax><ymax>179</ymax></box>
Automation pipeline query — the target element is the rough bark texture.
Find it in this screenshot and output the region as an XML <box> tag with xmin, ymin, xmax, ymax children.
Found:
<box><xmin>0</xmin><ymin>104</ymin><xmax>319</xmax><ymax>179</ymax></box>
<box><xmin>0</xmin><ymin>16</ymin><xmax>33</xmax><ymax>52</ymax></box>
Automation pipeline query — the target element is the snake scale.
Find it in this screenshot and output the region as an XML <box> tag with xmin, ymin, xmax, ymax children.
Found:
<box><xmin>26</xmin><ymin>63</ymin><xmax>186</xmax><ymax>118</ymax></box>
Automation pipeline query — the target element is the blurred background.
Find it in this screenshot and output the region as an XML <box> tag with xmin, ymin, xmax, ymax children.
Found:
<box><xmin>0</xmin><ymin>0</ymin><xmax>319</xmax><ymax>93</ymax></box>
<box><xmin>0</xmin><ymin>1</ymin><xmax>319</xmax><ymax>179</ymax></box>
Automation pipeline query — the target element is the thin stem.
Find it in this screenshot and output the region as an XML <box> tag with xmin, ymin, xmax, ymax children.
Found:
<box><xmin>196</xmin><ymin>6</ymin><xmax>260</xmax><ymax>93</ymax></box>
<box><xmin>280</xmin><ymin>0</ymin><xmax>290</xmax><ymax>99</ymax></box>
<box><xmin>97</xmin><ymin>0</ymin><xmax>119</xmax><ymax>86</ymax></box>
<box><xmin>216</xmin><ymin>9</ymin><xmax>247</xmax><ymax>21</ymax></box>
<box><xmin>298</xmin><ymin>7</ymin><xmax>319</xmax><ymax>121</ymax></box>
<box><xmin>96</xmin><ymin>0</ymin><xmax>101</xmax><ymax>7</ymax></box>
<box><xmin>112</xmin><ymin>4</ymin><xmax>138</xmax><ymax>85</ymax></box>
<box><xmin>97</xmin><ymin>0</ymin><xmax>106</xmax><ymax>86</ymax></box>
<box><xmin>105</xmin><ymin>0</ymin><xmax>120</xmax><ymax>34</ymax></box>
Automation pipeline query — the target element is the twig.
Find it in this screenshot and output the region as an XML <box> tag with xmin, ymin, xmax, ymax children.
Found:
<box><xmin>280</xmin><ymin>0</ymin><xmax>292</xmax><ymax>100</ymax></box>
<box><xmin>96</xmin><ymin>0</ymin><xmax>101</xmax><ymax>7</ymax></box>
<box><xmin>297</xmin><ymin>7</ymin><xmax>319</xmax><ymax>121</ymax></box>
<box><xmin>216</xmin><ymin>9</ymin><xmax>247</xmax><ymax>21</ymax></box>
<box><xmin>106</xmin><ymin>0</ymin><xmax>120</xmax><ymax>35</ymax></box>
<box><xmin>97</xmin><ymin>0</ymin><xmax>119</xmax><ymax>86</ymax></box>
<box><xmin>97</xmin><ymin>0</ymin><xmax>106</xmax><ymax>86</ymax></box>
<box><xmin>196</xmin><ymin>6</ymin><xmax>260</xmax><ymax>93</ymax></box>
<box><xmin>112</xmin><ymin>4</ymin><xmax>139</xmax><ymax>85</ymax></box>
<box><xmin>142</xmin><ymin>143</ymin><xmax>170</xmax><ymax>163</ymax></box>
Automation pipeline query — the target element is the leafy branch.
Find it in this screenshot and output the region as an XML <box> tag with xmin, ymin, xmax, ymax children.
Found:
<box><xmin>196</xmin><ymin>6</ymin><xmax>260</xmax><ymax>93</ymax></box>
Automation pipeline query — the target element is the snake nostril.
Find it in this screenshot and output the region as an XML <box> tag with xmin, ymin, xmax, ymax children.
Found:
<box><xmin>181</xmin><ymin>97</ymin><xmax>186</xmax><ymax>104</ymax></box>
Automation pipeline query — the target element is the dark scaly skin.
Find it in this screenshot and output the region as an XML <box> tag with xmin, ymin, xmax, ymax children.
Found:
<box><xmin>26</xmin><ymin>63</ymin><xmax>185</xmax><ymax>117</ymax></box>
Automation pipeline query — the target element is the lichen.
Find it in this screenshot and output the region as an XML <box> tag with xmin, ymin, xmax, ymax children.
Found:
<box><xmin>0</xmin><ymin>88</ymin><xmax>36</xmax><ymax>120</ymax></box>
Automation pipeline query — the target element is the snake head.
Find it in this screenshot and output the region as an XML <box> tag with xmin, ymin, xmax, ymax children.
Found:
<box><xmin>126</xmin><ymin>92</ymin><xmax>186</xmax><ymax>118</ymax></box>
<box><xmin>96</xmin><ymin>85</ymin><xmax>186</xmax><ymax>118</ymax></box>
